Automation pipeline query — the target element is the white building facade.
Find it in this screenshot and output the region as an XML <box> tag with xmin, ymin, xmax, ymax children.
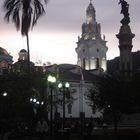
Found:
<box><xmin>57</xmin><ymin>80</ymin><xmax>94</xmax><ymax>119</ymax></box>
<box><xmin>46</xmin><ymin>64</ymin><xmax>102</xmax><ymax>119</ymax></box>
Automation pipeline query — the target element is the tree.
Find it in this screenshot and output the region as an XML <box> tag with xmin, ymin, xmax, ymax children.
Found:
<box><xmin>3</xmin><ymin>0</ymin><xmax>49</xmax><ymax>74</ymax></box>
<box><xmin>0</xmin><ymin>70</ymin><xmax>52</xmax><ymax>122</ymax></box>
<box><xmin>0</xmin><ymin>73</ymin><xmax>32</xmax><ymax>120</ymax></box>
<box><xmin>86</xmin><ymin>75</ymin><xmax>136</xmax><ymax>130</ymax></box>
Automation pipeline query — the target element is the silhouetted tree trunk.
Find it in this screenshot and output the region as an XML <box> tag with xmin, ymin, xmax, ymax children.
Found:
<box><xmin>26</xmin><ymin>33</ymin><xmax>30</xmax><ymax>76</ymax></box>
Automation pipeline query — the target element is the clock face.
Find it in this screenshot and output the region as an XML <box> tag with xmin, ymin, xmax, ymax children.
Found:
<box><xmin>87</xmin><ymin>15</ymin><xmax>92</xmax><ymax>24</ymax></box>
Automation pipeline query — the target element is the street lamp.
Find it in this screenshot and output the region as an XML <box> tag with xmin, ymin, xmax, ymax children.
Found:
<box><xmin>47</xmin><ymin>75</ymin><xmax>56</xmax><ymax>136</ymax></box>
<box><xmin>58</xmin><ymin>82</ymin><xmax>70</xmax><ymax>129</ymax></box>
<box><xmin>30</xmin><ymin>97</ymin><xmax>44</xmax><ymax>118</ymax></box>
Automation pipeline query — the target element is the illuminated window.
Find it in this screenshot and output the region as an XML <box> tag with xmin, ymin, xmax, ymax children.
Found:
<box><xmin>101</xmin><ymin>58</ymin><xmax>107</xmax><ymax>71</ymax></box>
<box><xmin>90</xmin><ymin>57</ymin><xmax>96</xmax><ymax>69</ymax></box>
<box><xmin>85</xmin><ymin>58</ymin><xmax>89</xmax><ymax>70</ymax></box>
<box><xmin>82</xmin><ymin>58</ymin><xmax>89</xmax><ymax>70</ymax></box>
<box><xmin>23</xmin><ymin>56</ymin><xmax>25</xmax><ymax>60</ymax></box>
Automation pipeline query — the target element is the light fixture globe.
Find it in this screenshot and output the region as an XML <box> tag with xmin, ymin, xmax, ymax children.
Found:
<box><xmin>65</xmin><ymin>82</ymin><xmax>70</xmax><ymax>88</ymax></box>
<box><xmin>58</xmin><ymin>83</ymin><xmax>63</xmax><ymax>88</ymax></box>
<box><xmin>47</xmin><ymin>75</ymin><xmax>56</xmax><ymax>83</ymax></box>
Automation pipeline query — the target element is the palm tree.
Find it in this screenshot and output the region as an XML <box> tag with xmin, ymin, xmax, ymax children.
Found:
<box><xmin>3</xmin><ymin>0</ymin><xmax>49</xmax><ymax>74</ymax></box>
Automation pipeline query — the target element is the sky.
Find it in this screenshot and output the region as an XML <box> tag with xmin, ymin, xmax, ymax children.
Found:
<box><xmin>0</xmin><ymin>0</ymin><xmax>139</xmax><ymax>65</ymax></box>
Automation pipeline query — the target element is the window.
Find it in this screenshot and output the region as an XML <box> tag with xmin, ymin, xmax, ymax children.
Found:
<box><xmin>101</xmin><ymin>58</ymin><xmax>107</xmax><ymax>71</ymax></box>
<box><xmin>85</xmin><ymin>58</ymin><xmax>89</xmax><ymax>70</ymax></box>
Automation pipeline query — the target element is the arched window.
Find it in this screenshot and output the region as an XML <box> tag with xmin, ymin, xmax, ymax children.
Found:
<box><xmin>85</xmin><ymin>58</ymin><xmax>89</xmax><ymax>70</ymax></box>
<box><xmin>83</xmin><ymin>58</ymin><xmax>86</xmax><ymax>69</ymax></box>
<box><xmin>83</xmin><ymin>58</ymin><xmax>89</xmax><ymax>70</ymax></box>
<box><xmin>96</xmin><ymin>58</ymin><xmax>99</xmax><ymax>68</ymax></box>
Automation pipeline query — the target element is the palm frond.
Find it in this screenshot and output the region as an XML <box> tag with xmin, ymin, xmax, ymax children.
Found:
<box><xmin>12</xmin><ymin>7</ymin><xmax>20</xmax><ymax>30</ymax></box>
<box><xmin>4</xmin><ymin>0</ymin><xmax>21</xmax><ymax>30</ymax></box>
<box><xmin>3</xmin><ymin>0</ymin><xmax>48</xmax><ymax>35</ymax></box>
<box><xmin>32</xmin><ymin>0</ymin><xmax>45</xmax><ymax>27</ymax></box>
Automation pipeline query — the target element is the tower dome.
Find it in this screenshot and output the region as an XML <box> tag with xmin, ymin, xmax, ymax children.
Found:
<box><xmin>19</xmin><ymin>49</ymin><xmax>27</xmax><ymax>53</ymax></box>
<box><xmin>18</xmin><ymin>49</ymin><xmax>28</xmax><ymax>61</ymax></box>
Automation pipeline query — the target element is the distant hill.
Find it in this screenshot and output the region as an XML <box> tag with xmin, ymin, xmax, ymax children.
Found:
<box><xmin>107</xmin><ymin>51</ymin><xmax>140</xmax><ymax>74</ymax></box>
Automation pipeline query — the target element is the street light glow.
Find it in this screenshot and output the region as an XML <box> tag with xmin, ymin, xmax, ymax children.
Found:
<box><xmin>58</xmin><ymin>82</ymin><xmax>70</xmax><ymax>88</ymax></box>
<box><xmin>36</xmin><ymin>101</ymin><xmax>40</xmax><ymax>105</ymax></box>
<box><xmin>3</xmin><ymin>92</ymin><xmax>7</xmax><ymax>96</ymax></box>
<box><xmin>58</xmin><ymin>83</ymin><xmax>63</xmax><ymax>88</ymax></box>
<box><xmin>65</xmin><ymin>82</ymin><xmax>70</xmax><ymax>88</ymax></box>
<box><xmin>41</xmin><ymin>101</ymin><xmax>44</xmax><ymax>105</ymax></box>
<box><xmin>30</xmin><ymin>98</ymin><xmax>33</xmax><ymax>102</ymax></box>
<box><xmin>47</xmin><ymin>75</ymin><xmax>56</xmax><ymax>83</ymax></box>
<box><xmin>33</xmin><ymin>98</ymin><xmax>37</xmax><ymax>103</ymax></box>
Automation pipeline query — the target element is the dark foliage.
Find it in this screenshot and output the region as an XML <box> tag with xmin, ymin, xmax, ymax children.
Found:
<box><xmin>87</xmin><ymin>73</ymin><xmax>140</xmax><ymax>129</ymax></box>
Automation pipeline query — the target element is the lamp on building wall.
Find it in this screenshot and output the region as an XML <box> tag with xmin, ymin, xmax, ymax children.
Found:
<box><xmin>47</xmin><ymin>75</ymin><xmax>56</xmax><ymax>136</ymax></box>
<box><xmin>58</xmin><ymin>82</ymin><xmax>70</xmax><ymax>129</ymax></box>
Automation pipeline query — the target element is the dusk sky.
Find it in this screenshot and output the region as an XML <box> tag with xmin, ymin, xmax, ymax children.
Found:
<box><xmin>0</xmin><ymin>0</ymin><xmax>139</xmax><ymax>65</ymax></box>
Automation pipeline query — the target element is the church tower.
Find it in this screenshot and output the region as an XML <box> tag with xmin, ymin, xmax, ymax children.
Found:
<box><xmin>75</xmin><ymin>1</ymin><xmax>108</xmax><ymax>72</ymax></box>
<box><xmin>18</xmin><ymin>49</ymin><xmax>28</xmax><ymax>61</ymax></box>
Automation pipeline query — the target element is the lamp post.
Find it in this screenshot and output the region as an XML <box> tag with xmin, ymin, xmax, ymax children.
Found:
<box><xmin>47</xmin><ymin>75</ymin><xmax>56</xmax><ymax>136</ymax></box>
<box><xmin>30</xmin><ymin>97</ymin><xmax>44</xmax><ymax>118</ymax></box>
<box><xmin>58</xmin><ymin>82</ymin><xmax>70</xmax><ymax>129</ymax></box>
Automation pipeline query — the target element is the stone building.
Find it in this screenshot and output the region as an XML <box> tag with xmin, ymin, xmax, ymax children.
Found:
<box><xmin>0</xmin><ymin>47</ymin><xmax>13</xmax><ymax>75</ymax></box>
<box><xmin>45</xmin><ymin>64</ymin><xmax>102</xmax><ymax>119</ymax></box>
